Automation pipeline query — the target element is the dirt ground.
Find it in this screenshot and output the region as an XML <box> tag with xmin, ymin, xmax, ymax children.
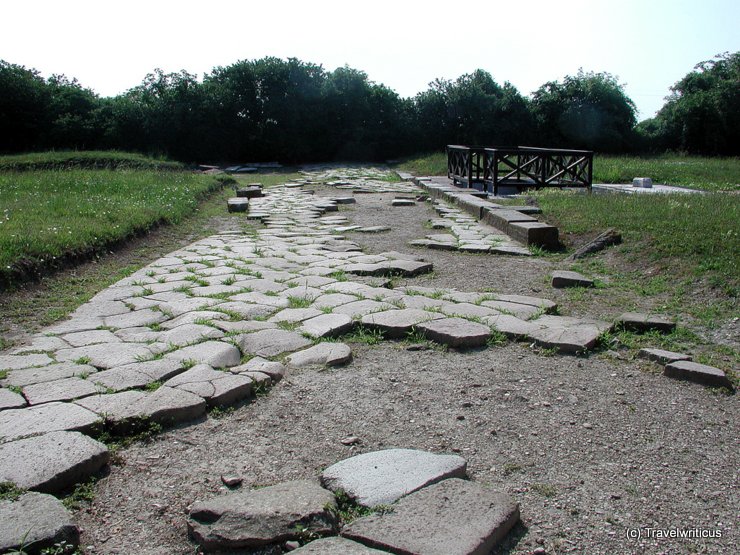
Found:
<box><xmin>10</xmin><ymin>186</ymin><xmax>739</xmax><ymax>554</ymax></box>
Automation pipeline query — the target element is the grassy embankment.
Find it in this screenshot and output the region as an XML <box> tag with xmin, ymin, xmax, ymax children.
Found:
<box><xmin>398</xmin><ymin>153</ymin><xmax>739</xmax><ymax>368</ymax></box>
<box><xmin>0</xmin><ymin>151</ymin><xmax>304</xmax><ymax>343</ymax></box>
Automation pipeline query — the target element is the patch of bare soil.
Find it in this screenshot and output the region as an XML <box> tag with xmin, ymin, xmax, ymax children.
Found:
<box><xmin>23</xmin><ymin>186</ymin><xmax>739</xmax><ymax>554</ymax></box>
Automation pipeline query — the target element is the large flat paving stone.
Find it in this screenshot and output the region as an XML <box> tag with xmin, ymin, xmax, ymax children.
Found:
<box><xmin>165</xmin><ymin>341</ymin><xmax>241</xmax><ymax>368</ymax></box>
<box><xmin>88</xmin><ymin>359</ymin><xmax>184</xmax><ymax>392</ymax></box>
<box><xmin>3</xmin><ymin>362</ymin><xmax>97</xmax><ymax>388</ymax></box>
<box><xmin>23</xmin><ymin>377</ymin><xmax>102</xmax><ymax>405</ymax></box>
<box><xmin>342</xmin><ymin>478</ymin><xmax>519</xmax><ymax>555</ymax></box>
<box><xmin>239</xmin><ymin>329</ymin><xmax>313</xmax><ymax>358</ymax></box>
<box><xmin>159</xmin><ymin>324</ymin><xmax>224</xmax><ymax>347</ymax></box>
<box><xmin>0</xmin><ymin>402</ymin><xmax>101</xmax><ymax>444</ymax></box>
<box><xmin>164</xmin><ymin>364</ymin><xmax>253</xmax><ymax>407</ymax></box>
<box><xmin>416</xmin><ymin>318</ymin><xmax>491</xmax><ymax>348</ymax></box>
<box><xmin>55</xmin><ymin>343</ymin><xmax>155</xmax><ymax>369</ymax></box>
<box><xmin>286</xmin><ymin>343</ymin><xmax>352</xmax><ymax>368</ymax></box>
<box><xmin>0</xmin><ymin>431</ymin><xmax>109</xmax><ymax>493</ymax></box>
<box><xmin>0</xmin><ymin>353</ymin><xmax>53</xmax><ymax>372</ymax></box>
<box><xmin>292</xmin><ymin>537</ymin><xmax>389</xmax><ymax>554</ymax></box>
<box><xmin>664</xmin><ymin>361</ymin><xmax>733</xmax><ymax>389</ymax></box>
<box><xmin>360</xmin><ymin>309</ymin><xmax>444</xmax><ymax>339</ymax></box>
<box><xmin>0</xmin><ymin>492</ymin><xmax>79</xmax><ymax>554</ymax></box>
<box><xmin>188</xmin><ymin>480</ymin><xmax>338</xmax><ymax>552</ymax></box>
<box><xmin>299</xmin><ymin>313</ymin><xmax>353</xmax><ymax>338</ymax></box>
<box><xmin>321</xmin><ymin>448</ymin><xmax>467</xmax><ymax>507</ymax></box>
<box><xmin>75</xmin><ymin>387</ymin><xmax>206</xmax><ymax>432</ymax></box>
<box><xmin>230</xmin><ymin>357</ymin><xmax>286</xmax><ymax>382</ymax></box>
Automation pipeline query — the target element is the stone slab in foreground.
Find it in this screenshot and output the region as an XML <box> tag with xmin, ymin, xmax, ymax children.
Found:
<box><xmin>0</xmin><ymin>431</ymin><xmax>108</xmax><ymax>493</ymax></box>
<box><xmin>321</xmin><ymin>448</ymin><xmax>467</xmax><ymax>507</ymax></box>
<box><xmin>343</xmin><ymin>478</ymin><xmax>519</xmax><ymax>555</ymax></box>
<box><xmin>188</xmin><ymin>479</ymin><xmax>338</xmax><ymax>552</ymax></box>
<box><xmin>0</xmin><ymin>492</ymin><xmax>79</xmax><ymax>554</ymax></box>
<box><xmin>416</xmin><ymin>318</ymin><xmax>491</xmax><ymax>348</ymax></box>
<box><xmin>638</xmin><ymin>348</ymin><xmax>691</xmax><ymax>365</ymax></box>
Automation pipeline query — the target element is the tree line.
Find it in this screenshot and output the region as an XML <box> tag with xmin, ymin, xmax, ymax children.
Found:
<box><xmin>1</xmin><ymin>52</ymin><xmax>737</xmax><ymax>163</ymax></box>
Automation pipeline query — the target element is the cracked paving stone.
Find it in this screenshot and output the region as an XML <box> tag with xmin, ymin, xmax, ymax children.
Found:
<box><xmin>239</xmin><ymin>329</ymin><xmax>313</xmax><ymax>358</ymax></box>
<box><xmin>165</xmin><ymin>341</ymin><xmax>241</xmax><ymax>368</ymax></box>
<box><xmin>1</xmin><ymin>363</ymin><xmax>98</xmax><ymax>388</ymax></box>
<box><xmin>0</xmin><ymin>388</ymin><xmax>27</xmax><ymax>410</ymax></box>
<box><xmin>416</xmin><ymin>318</ymin><xmax>491</xmax><ymax>348</ymax></box>
<box><xmin>285</xmin><ymin>343</ymin><xmax>352</xmax><ymax>368</ymax></box>
<box><xmin>299</xmin><ymin>313</ymin><xmax>353</xmax><ymax>338</ymax></box>
<box><xmin>361</xmin><ymin>309</ymin><xmax>444</xmax><ymax>338</ymax></box>
<box><xmin>0</xmin><ymin>431</ymin><xmax>109</xmax><ymax>493</ymax></box>
<box><xmin>342</xmin><ymin>478</ymin><xmax>519</xmax><ymax>555</ymax></box>
<box><xmin>321</xmin><ymin>448</ymin><xmax>467</xmax><ymax>507</ymax></box>
<box><xmin>55</xmin><ymin>343</ymin><xmax>155</xmax><ymax>369</ymax></box>
<box><xmin>0</xmin><ymin>402</ymin><xmax>101</xmax><ymax>443</ymax></box>
<box><xmin>230</xmin><ymin>357</ymin><xmax>286</xmax><ymax>382</ymax></box>
<box><xmin>164</xmin><ymin>364</ymin><xmax>253</xmax><ymax>407</ymax></box>
<box><xmin>23</xmin><ymin>377</ymin><xmax>103</xmax><ymax>405</ymax></box>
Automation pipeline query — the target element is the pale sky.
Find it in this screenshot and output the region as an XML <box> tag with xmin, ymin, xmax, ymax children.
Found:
<box><xmin>2</xmin><ymin>0</ymin><xmax>738</xmax><ymax>120</ymax></box>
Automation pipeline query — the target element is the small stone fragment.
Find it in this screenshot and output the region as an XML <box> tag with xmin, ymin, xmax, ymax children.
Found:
<box><xmin>664</xmin><ymin>361</ymin><xmax>733</xmax><ymax>389</ymax></box>
<box><xmin>638</xmin><ymin>348</ymin><xmax>691</xmax><ymax>365</ymax></box>
<box><xmin>551</xmin><ymin>270</ymin><xmax>594</xmax><ymax>288</ymax></box>
<box><xmin>617</xmin><ymin>312</ymin><xmax>676</xmax><ymax>333</ymax></box>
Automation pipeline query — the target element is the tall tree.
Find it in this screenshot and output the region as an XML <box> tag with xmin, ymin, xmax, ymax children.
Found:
<box><xmin>531</xmin><ymin>70</ymin><xmax>636</xmax><ymax>152</ymax></box>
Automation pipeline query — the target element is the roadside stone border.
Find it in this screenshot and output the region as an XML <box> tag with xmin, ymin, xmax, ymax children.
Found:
<box><xmin>187</xmin><ymin>448</ymin><xmax>520</xmax><ymax>554</ymax></box>
<box><xmin>411</xmin><ymin>176</ymin><xmax>559</xmax><ymax>248</ymax></box>
<box><xmin>410</xmin><ymin>200</ymin><xmax>531</xmax><ymax>255</ymax></box>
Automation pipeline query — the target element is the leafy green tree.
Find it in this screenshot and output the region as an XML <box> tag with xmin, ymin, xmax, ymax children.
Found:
<box><xmin>42</xmin><ymin>75</ymin><xmax>100</xmax><ymax>149</ymax></box>
<box><xmin>647</xmin><ymin>52</ymin><xmax>739</xmax><ymax>155</ymax></box>
<box><xmin>0</xmin><ymin>60</ymin><xmax>50</xmax><ymax>152</ymax></box>
<box><xmin>412</xmin><ymin>70</ymin><xmax>533</xmax><ymax>150</ymax></box>
<box><xmin>531</xmin><ymin>70</ymin><xmax>637</xmax><ymax>151</ymax></box>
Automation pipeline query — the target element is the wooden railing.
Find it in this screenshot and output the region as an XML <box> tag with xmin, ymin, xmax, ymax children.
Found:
<box><xmin>446</xmin><ymin>145</ymin><xmax>486</xmax><ymax>188</ymax></box>
<box><xmin>447</xmin><ymin>145</ymin><xmax>593</xmax><ymax>195</ymax></box>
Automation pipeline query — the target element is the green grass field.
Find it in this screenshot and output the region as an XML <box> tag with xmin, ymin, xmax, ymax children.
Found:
<box><xmin>0</xmin><ymin>150</ymin><xmax>185</xmax><ymax>171</ymax></box>
<box><xmin>0</xmin><ymin>164</ymin><xmax>225</xmax><ymax>287</ymax></box>
<box><xmin>397</xmin><ymin>152</ymin><xmax>739</xmax><ymax>192</ymax></box>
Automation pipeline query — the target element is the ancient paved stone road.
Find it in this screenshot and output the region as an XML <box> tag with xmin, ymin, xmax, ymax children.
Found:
<box><xmin>0</xmin><ymin>167</ymin><xmax>623</xmax><ymax>553</ymax></box>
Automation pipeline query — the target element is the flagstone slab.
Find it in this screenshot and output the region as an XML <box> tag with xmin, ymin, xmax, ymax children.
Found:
<box><xmin>75</xmin><ymin>387</ymin><xmax>206</xmax><ymax>431</ymax></box>
<box><xmin>44</xmin><ymin>316</ymin><xmax>105</xmax><ymax>335</ymax></box>
<box><xmin>322</xmin><ymin>449</ymin><xmax>467</xmax><ymax>507</ymax></box>
<box><xmin>664</xmin><ymin>361</ymin><xmax>733</xmax><ymax>389</ymax></box>
<box><xmin>187</xmin><ymin>480</ymin><xmax>338</xmax><ymax>551</ymax></box>
<box><xmin>60</xmin><ymin>330</ymin><xmax>122</xmax><ymax>347</ymax></box>
<box><xmin>9</xmin><ymin>336</ymin><xmax>69</xmax><ymax>355</ymax></box>
<box><xmin>159</xmin><ymin>324</ymin><xmax>224</xmax><ymax>347</ymax></box>
<box><xmin>342</xmin><ymin>478</ymin><xmax>519</xmax><ymax>555</ymax></box>
<box><xmin>23</xmin><ymin>377</ymin><xmax>103</xmax><ymax>405</ymax></box>
<box><xmin>55</xmin><ymin>343</ymin><xmax>155</xmax><ymax>369</ymax></box>
<box><xmin>0</xmin><ymin>431</ymin><xmax>109</xmax><ymax>493</ymax></box>
<box><xmin>527</xmin><ymin>322</ymin><xmax>605</xmax><ymax>353</ymax></box>
<box><xmin>230</xmin><ymin>357</ymin><xmax>286</xmax><ymax>382</ymax></box>
<box><xmin>164</xmin><ymin>364</ymin><xmax>253</xmax><ymax>407</ymax></box>
<box><xmin>158</xmin><ymin>311</ymin><xmax>230</xmax><ymax>330</ymax></box>
<box><xmin>361</xmin><ymin>309</ymin><xmax>444</xmax><ymax>338</ymax></box>
<box><xmin>0</xmin><ymin>402</ymin><xmax>101</xmax><ymax>443</ymax></box>
<box><xmin>2</xmin><ymin>362</ymin><xmax>97</xmax><ymax>388</ymax></box>
<box><xmin>0</xmin><ymin>492</ymin><xmax>79</xmax><ymax>554</ymax></box>
<box><xmin>417</xmin><ymin>318</ymin><xmax>491</xmax><ymax>348</ymax></box>
<box><xmin>299</xmin><ymin>313</ymin><xmax>353</xmax><ymax>338</ymax></box>
<box><xmin>103</xmin><ymin>308</ymin><xmax>168</xmax><ymax>329</ymax></box>
<box><xmin>165</xmin><ymin>341</ymin><xmax>241</xmax><ymax>368</ymax></box>
<box><xmin>239</xmin><ymin>329</ymin><xmax>313</xmax><ymax>358</ymax></box>
<box><xmin>480</xmin><ymin>300</ymin><xmax>543</xmax><ymax>320</ymax></box>
<box><xmin>484</xmin><ymin>315</ymin><xmax>544</xmax><ymax>339</ymax></box>
<box><xmin>0</xmin><ymin>353</ymin><xmax>54</xmax><ymax>372</ymax></box>
<box><xmin>286</xmin><ymin>343</ymin><xmax>352</xmax><ymax>368</ymax></box>
<box><xmin>494</xmin><ymin>294</ymin><xmax>557</xmax><ymax>312</ymax></box>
